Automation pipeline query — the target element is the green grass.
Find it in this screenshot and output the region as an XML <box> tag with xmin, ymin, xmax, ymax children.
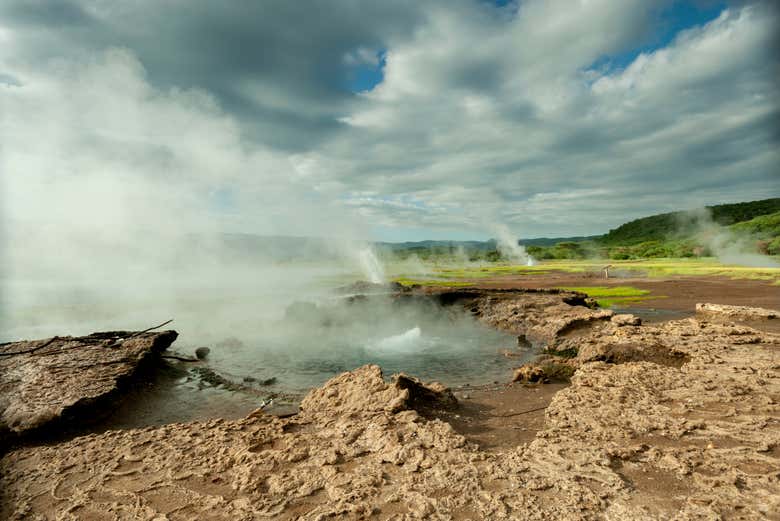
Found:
<box><xmin>559</xmin><ymin>286</ymin><xmax>651</xmax><ymax>298</ymax></box>
<box><xmin>386</xmin><ymin>257</ymin><xmax>780</xmax><ymax>290</ymax></box>
<box><xmin>559</xmin><ymin>285</ymin><xmax>657</xmax><ymax>308</ymax></box>
<box><xmin>526</xmin><ymin>258</ymin><xmax>780</xmax><ymax>283</ymax></box>
<box><xmin>393</xmin><ymin>277</ymin><xmax>473</xmax><ymax>287</ymax></box>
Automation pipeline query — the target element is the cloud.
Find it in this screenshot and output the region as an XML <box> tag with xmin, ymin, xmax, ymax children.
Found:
<box><xmin>322</xmin><ymin>1</ymin><xmax>779</xmax><ymax>237</ymax></box>
<box><xmin>1</xmin><ymin>0</ymin><xmax>778</xmax><ymax>241</ymax></box>
<box><xmin>0</xmin><ymin>47</ymin><xmax>369</xmax><ymax>259</ymax></box>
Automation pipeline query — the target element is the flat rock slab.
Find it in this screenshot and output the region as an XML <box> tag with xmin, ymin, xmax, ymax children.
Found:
<box><xmin>0</xmin><ymin>330</ymin><xmax>177</xmax><ymax>439</ymax></box>
<box><xmin>696</xmin><ymin>302</ymin><xmax>779</xmax><ymax>320</ymax></box>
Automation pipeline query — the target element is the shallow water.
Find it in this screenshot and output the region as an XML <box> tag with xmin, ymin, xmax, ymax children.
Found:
<box><xmin>177</xmin><ymin>296</ymin><xmax>522</xmax><ymax>393</ymax></box>
<box><xmin>92</xmin><ymin>297</ymin><xmax>523</xmax><ymax>428</ymax></box>
<box><xmin>3</xmin><ymin>266</ymin><xmax>525</xmax><ymax>426</ymax></box>
<box><xmin>611</xmin><ymin>305</ymin><xmax>693</xmax><ymax>323</ymax></box>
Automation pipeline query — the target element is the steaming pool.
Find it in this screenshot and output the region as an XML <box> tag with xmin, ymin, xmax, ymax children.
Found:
<box><xmin>204</xmin><ymin>296</ymin><xmax>519</xmax><ymax>391</ymax></box>
<box><xmin>99</xmin><ymin>293</ymin><xmax>526</xmax><ymax>428</ymax></box>
<box><xmin>2</xmin><ymin>268</ymin><xmax>527</xmax><ymax>428</ymax></box>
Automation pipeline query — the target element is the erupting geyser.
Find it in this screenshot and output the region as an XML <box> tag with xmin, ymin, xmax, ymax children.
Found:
<box><xmin>493</xmin><ymin>225</ymin><xmax>535</xmax><ymax>266</ymax></box>
<box><xmin>358</xmin><ymin>247</ymin><xmax>386</xmax><ymax>284</ymax></box>
<box><xmin>370</xmin><ymin>326</ymin><xmax>422</xmax><ymax>354</ymax></box>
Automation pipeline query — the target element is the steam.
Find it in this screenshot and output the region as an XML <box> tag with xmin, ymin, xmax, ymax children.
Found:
<box><xmin>680</xmin><ymin>209</ymin><xmax>778</xmax><ymax>268</ymax></box>
<box><xmin>369</xmin><ymin>326</ymin><xmax>422</xmax><ymax>355</ymax></box>
<box><xmin>0</xmin><ymin>49</ymin><xmax>380</xmax><ymax>344</ymax></box>
<box><xmin>492</xmin><ymin>224</ymin><xmax>535</xmax><ymax>266</ymax></box>
<box><xmin>357</xmin><ymin>246</ymin><xmax>386</xmax><ymax>284</ymax></box>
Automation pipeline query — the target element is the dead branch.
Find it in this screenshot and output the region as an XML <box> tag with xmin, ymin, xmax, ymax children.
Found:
<box><xmin>0</xmin><ymin>336</ymin><xmax>60</xmax><ymax>357</ymax></box>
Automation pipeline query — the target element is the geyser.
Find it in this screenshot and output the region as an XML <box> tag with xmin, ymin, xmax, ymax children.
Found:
<box><xmin>357</xmin><ymin>247</ymin><xmax>386</xmax><ymax>284</ymax></box>
<box><xmin>370</xmin><ymin>326</ymin><xmax>422</xmax><ymax>354</ymax></box>
<box><xmin>493</xmin><ymin>225</ymin><xmax>535</xmax><ymax>266</ymax></box>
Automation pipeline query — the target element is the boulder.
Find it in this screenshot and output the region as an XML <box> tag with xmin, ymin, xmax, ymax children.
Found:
<box><xmin>512</xmin><ymin>364</ymin><xmax>546</xmax><ymax>383</ymax></box>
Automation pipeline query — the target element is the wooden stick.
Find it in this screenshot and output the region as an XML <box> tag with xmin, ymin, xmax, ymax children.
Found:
<box><xmin>126</xmin><ymin>319</ymin><xmax>174</xmax><ymax>339</ymax></box>
<box><xmin>0</xmin><ymin>336</ymin><xmax>59</xmax><ymax>357</ymax></box>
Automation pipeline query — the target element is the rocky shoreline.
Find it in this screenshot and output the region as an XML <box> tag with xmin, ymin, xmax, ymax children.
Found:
<box><xmin>1</xmin><ymin>289</ymin><xmax>779</xmax><ymax>519</ymax></box>
<box><xmin>0</xmin><ymin>329</ymin><xmax>178</xmax><ymax>446</ymax></box>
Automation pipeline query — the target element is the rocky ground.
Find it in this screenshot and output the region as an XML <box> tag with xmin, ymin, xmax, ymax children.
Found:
<box><xmin>1</xmin><ymin>292</ymin><xmax>779</xmax><ymax>520</ymax></box>
<box><xmin>0</xmin><ymin>329</ymin><xmax>177</xmax><ymax>443</ymax></box>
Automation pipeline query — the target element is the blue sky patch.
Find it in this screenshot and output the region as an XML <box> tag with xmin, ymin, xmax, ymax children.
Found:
<box><xmin>345</xmin><ymin>50</ymin><xmax>386</xmax><ymax>93</ymax></box>
<box><xmin>590</xmin><ymin>0</ymin><xmax>727</xmax><ymax>73</ymax></box>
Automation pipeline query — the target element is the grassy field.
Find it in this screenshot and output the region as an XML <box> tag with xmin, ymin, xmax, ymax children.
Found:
<box><xmin>389</xmin><ymin>257</ymin><xmax>780</xmax><ymax>288</ymax></box>
<box><xmin>559</xmin><ymin>285</ymin><xmax>657</xmax><ymax>308</ymax></box>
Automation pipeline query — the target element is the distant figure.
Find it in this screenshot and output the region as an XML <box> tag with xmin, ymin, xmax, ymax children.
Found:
<box><xmin>602</xmin><ymin>264</ymin><xmax>613</xmax><ymax>279</ymax></box>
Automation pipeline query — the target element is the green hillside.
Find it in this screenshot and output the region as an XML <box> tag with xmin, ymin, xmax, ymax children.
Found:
<box><xmin>729</xmin><ymin>211</ymin><xmax>780</xmax><ymax>255</ymax></box>
<box><xmin>600</xmin><ymin>198</ymin><xmax>780</xmax><ymax>246</ymax></box>
<box><xmin>527</xmin><ymin>198</ymin><xmax>780</xmax><ymax>260</ymax></box>
<box><xmin>382</xmin><ymin>198</ymin><xmax>780</xmax><ymax>261</ymax></box>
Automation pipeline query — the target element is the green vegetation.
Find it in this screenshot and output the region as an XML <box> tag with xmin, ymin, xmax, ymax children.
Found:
<box><xmin>560</xmin><ymin>285</ymin><xmax>655</xmax><ymax>308</ymax></box>
<box><xmin>393</xmin><ymin>277</ymin><xmax>473</xmax><ymax>288</ymax></box>
<box><xmin>542</xmin><ymin>259</ymin><xmax>780</xmax><ymax>284</ymax></box>
<box><xmin>729</xmin><ymin>211</ymin><xmax>780</xmax><ymax>255</ymax></box>
<box><xmin>523</xmin><ymin>198</ymin><xmax>780</xmax><ymax>260</ymax></box>
<box><xmin>600</xmin><ymin>198</ymin><xmax>780</xmax><ymax>245</ymax></box>
<box><xmin>387</xmin><ymin>259</ymin><xmax>780</xmax><ymax>288</ymax></box>
<box><xmin>382</xmin><ymin>199</ymin><xmax>780</xmax><ymax>290</ymax></box>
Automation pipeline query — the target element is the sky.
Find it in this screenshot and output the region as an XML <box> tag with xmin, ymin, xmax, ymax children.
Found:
<box><xmin>1</xmin><ymin>0</ymin><xmax>778</xmax><ymax>242</ymax></box>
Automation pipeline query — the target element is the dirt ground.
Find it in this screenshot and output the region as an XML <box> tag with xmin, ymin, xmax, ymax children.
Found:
<box><xmin>431</xmin><ymin>382</ymin><xmax>568</xmax><ymax>451</ymax></box>
<box><xmin>476</xmin><ymin>273</ymin><xmax>780</xmax><ymax>314</ymax></box>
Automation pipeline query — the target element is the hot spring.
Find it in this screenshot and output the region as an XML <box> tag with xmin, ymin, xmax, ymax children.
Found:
<box><xmin>1</xmin><ymin>257</ymin><xmax>527</xmax><ymax>427</ymax></box>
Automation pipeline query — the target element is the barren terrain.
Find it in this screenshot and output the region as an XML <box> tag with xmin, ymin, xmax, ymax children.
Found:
<box><xmin>1</xmin><ymin>283</ymin><xmax>779</xmax><ymax>519</ymax></box>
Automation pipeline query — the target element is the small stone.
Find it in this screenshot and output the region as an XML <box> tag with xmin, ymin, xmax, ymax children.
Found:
<box><xmin>611</xmin><ymin>314</ymin><xmax>642</xmax><ymax>326</ymax></box>
<box><xmin>195</xmin><ymin>347</ymin><xmax>210</xmax><ymax>360</ymax></box>
<box><xmin>461</xmin><ymin>393</ymin><xmax>470</xmax><ymax>400</ymax></box>
<box><xmin>243</xmin><ymin>376</ymin><xmax>257</xmax><ymax>383</ymax></box>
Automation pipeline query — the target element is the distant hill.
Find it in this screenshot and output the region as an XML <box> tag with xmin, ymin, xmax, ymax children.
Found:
<box><xmin>729</xmin><ymin>210</ymin><xmax>780</xmax><ymax>255</ymax></box>
<box><xmin>521</xmin><ymin>236</ymin><xmax>599</xmax><ymax>247</ymax></box>
<box><xmin>190</xmin><ymin>198</ymin><xmax>780</xmax><ymax>262</ymax></box>
<box><xmin>599</xmin><ymin>198</ymin><xmax>780</xmax><ymax>246</ymax></box>
<box><xmin>376</xmin><ymin>240</ymin><xmax>493</xmax><ymax>252</ymax></box>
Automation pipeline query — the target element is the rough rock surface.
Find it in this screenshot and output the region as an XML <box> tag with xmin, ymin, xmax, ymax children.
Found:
<box><xmin>611</xmin><ymin>313</ymin><xmax>642</xmax><ymax>326</ymax></box>
<box><xmin>3</xmin><ymin>307</ymin><xmax>779</xmax><ymax>519</ymax></box>
<box><xmin>0</xmin><ymin>330</ymin><xmax>177</xmax><ymax>439</ymax></box>
<box><xmin>437</xmin><ymin>288</ymin><xmax>613</xmax><ymax>345</ymax></box>
<box><xmin>696</xmin><ymin>302</ymin><xmax>779</xmax><ymax>321</ymax></box>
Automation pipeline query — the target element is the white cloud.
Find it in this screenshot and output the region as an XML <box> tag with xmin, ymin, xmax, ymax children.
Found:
<box><xmin>316</xmin><ymin>1</ymin><xmax>779</xmax><ymax>238</ymax></box>
<box><xmin>1</xmin><ymin>1</ymin><xmax>777</xmax><ymax>242</ymax></box>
